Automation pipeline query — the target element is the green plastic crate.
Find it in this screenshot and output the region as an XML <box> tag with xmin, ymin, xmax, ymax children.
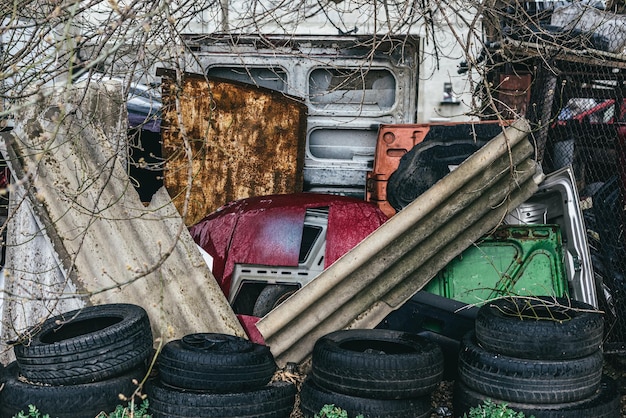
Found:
<box><xmin>424</xmin><ymin>225</ymin><xmax>567</xmax><ymax>306</ymax></box>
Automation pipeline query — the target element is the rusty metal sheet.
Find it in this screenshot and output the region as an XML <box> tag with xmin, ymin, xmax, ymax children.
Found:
<box><xmin>157</xmin><ymin>70</ymin><xmax>307</xmax><ymax>226</ymax></box>
<box><xmin>496</xmin><ymin>74</ymin><xmax>532</xmax><ymax>119</ymax></box>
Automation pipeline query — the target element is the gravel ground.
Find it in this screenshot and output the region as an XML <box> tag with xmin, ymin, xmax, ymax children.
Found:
<box><xmin>283</xmin><ymin>353</ymin><xmax>626</xmax><ymax>418</ymax></box>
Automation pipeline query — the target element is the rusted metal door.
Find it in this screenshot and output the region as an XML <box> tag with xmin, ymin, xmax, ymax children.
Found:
<box><xmin>158</xmin><ymin>70</ymin><xmax>307</xmax><ymax>225</ymax></box>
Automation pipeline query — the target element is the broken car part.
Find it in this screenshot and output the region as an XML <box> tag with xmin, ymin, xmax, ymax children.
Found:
<box><xmin>189</xmin><ymin>193</ymin><xmax>388</xmax><ymax>318</ymax></box>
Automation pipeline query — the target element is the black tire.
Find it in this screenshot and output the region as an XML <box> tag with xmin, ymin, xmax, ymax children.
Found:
<box><xmin>311</xmin><ymin>329</ymin><xmax>443</xmax><ymax>399</ymax></box>
<box><xmin>13</xmin><ymin>303</ymin><xmax>153</xmax><ymax>385</ymax></box>
<box><xmin>253</xmin><ymin>285</ymin><xmax>297</xmax><ymax>317</ymax></box>
<box><xmin>458</xmin><ymin>331</ymin><xmax>603</xmax><ymax>404</ymax></box>
<box><xmin>475</xmin><ymin>296</ymin><xmax>603</xmax><ymax>360</ymax></box>
<box><xmin>158</xmin><ymin>333</ymin><xmax>276</xmax><ymax>392</ymax></box>
<box><xmin>299</xmin><ymin>378</ymin><xmax>432</xmax><ymax>418</ymax></box>
<box><xmin>146</xmin><ymin>379</ymin><xmax>296</xmax><ymax>418</ymax></box>
<box><xmin>0</xmin><ymin>362</ymin><xmax>146</xmax><ymax>418</ymax></box>
<box><xmin>453</xmin><ymin>375</ymin><xmax>621</xmax><ymax>418</ymax></box>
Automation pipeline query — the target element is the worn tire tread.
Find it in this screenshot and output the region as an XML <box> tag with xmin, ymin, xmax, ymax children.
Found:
<box><xmin>311</xmin><ymin>329</ymin><xmax>443</xmax><ymax>399</ymax></box>
<box><xmin>146</xmin><ymin>379</ymin><xmax>295</xmax><ymax>418</ymax></box>
<box><xmin>453</xmin><ymin>376</ymin><xmax>620</xmax><ymax>418</ymax></box>
<box><xmin>299</xmin><ymin>378</ymin><xmax>432</xmax><ymax>418</ymax></box>
<box><xmin>475</xmin><ymin>297</ymin><xmax>603</xmax><ymax>360</ymax></box>
<box><xmin>458</xmin><ymin>331</ymin><xmax>603</xmax><ymax>404</ymax></box>
<box><xmin>0</xmin><ymin>362</ymin><xmax>146</xmax><ymax>418</ymax></box>
<box><xmin>14</xmin><ymin>304</ymin><xmax>153</xmax><ymax>385</ymax></box>
<box><xmin>158</xmin><ymin>335</ymin><xmax>276</xmax><ymax>392</ymax></box>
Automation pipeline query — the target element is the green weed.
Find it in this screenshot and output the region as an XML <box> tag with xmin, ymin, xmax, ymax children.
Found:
<box><xmin>96</xmin><ymin>399</ymin><xmax>151</xmax><ymax>418</ymax></box>
<box><xmin>463</xmin><ymin>399</ymin><xmax>534</xmax><ymax>418</ymax></box>
<box><xmin>315</xmin><ymin>404</ymin><xmax>364</xmax><ymax>418</ymax></box>
<box><xmin>12</xmin><ymin>399</ymin><xmax>151</xmax><ymax>418</ymax></box>
<box><xmin>13</xmin><ymin>405</ymin><xmax>49</xmax><ymax>418</ymax></box>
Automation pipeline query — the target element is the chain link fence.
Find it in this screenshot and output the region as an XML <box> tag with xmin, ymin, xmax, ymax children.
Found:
<box><xmin>482</xmin><ymin>0</ymin><xmax>626</xmax><ymax>353</ymax></box>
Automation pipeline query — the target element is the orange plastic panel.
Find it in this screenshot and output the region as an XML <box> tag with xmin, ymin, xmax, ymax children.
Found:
<box><xmin>366</xmin><ymin>124</ymin><xmax>431</xmax><ymax>217</ymax></box>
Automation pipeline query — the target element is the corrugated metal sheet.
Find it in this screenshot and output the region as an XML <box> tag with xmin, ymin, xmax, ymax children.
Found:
<box><xmin>157</xmin><ymin>70</ymin><xmax>307</xmax><ymax>226</ymax></box>
<box><xmin>0</xmin><ymin>80</ymin><xmax>245</xmax><ymax>347</ymax></box>
<box><xmin>257</xmin><ymin>119</ymin><xmax>545</xmax><ymax>367</ymax></box>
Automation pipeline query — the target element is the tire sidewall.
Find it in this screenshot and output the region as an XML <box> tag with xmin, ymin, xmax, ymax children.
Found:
<box><xmin>299</xmin><ymin>378</ymin><xmax>432</xmax><ymax>418</ymax></box>
<box><xmin>0</xmin><ymin>362</ymin><xmax>146</xmax><ymax>418</ymax></box>
<box><xmin>158</xmin><ymin>333</ymin><xmax>276</xmax><ymax>392</ymax></box>
<box><xmin>454</xmin><ymin>376</ymin><xmax>621</xmax><ymax>418</ymax></box>
<box><xmin>311</xmin><ymin>329</ymin><xmax>443</xmax><ymax>399</ymax></box>
<box><xmin>475</xmin><ymin>297</ymin><xmax>603</xmax><ymax>360</ymax></box>
<box><xmin>146</xmin><ymin>379</ymin><xmax>296</xmax><ymax>418</ymax></box>
<box><xmin>458</xmin><ymin>331</ymin><xmax>604</xmax><ymax>404</ymax></box>
<box><xmin>13</xmin><ymin>304</ymin><xmax>153</xmax><ymax>385</ymax></box>
<box><xmin>15</xmin><ymin>304</ymin><xmax>149</xmax><ymax>353</ymax></box>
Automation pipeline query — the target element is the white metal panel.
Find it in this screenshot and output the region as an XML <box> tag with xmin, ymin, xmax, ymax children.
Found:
<box><xmin>0</xmin><ymin>184</ymin><xmax>83</xmax><ymax>364</ymax></box>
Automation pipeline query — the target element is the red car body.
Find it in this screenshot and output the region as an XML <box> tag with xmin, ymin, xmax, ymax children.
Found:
<box><xmin>189</xmin><ymin>193</ymin><xmax>388</xmax><ymax>339</ymax></box>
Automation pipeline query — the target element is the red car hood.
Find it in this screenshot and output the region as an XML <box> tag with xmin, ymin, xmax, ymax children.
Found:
<box><xmin>189</xmin><ymin>193</ymin><xmax>388</xmax><ymax>297</ymax></box>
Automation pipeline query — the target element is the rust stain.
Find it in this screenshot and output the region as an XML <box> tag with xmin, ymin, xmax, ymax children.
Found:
<box><xmin>495</xmin><ymin>74</ymin><xmax>532</xmax><ymax>119</ymax></box>
<box><xmin>158</xmin><ymin>70</ymin><xmax>307</xmax><ymax>225</ymax></box>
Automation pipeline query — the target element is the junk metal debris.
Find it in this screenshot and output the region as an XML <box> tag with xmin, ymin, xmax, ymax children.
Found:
<box><xmin>257</xmin><ymin>118</ymin><xmax>545</xmax><ymax>367</ymax></box>
<box><xmin>182</xmin><ymin>34</ymin><xmax>420</xmax><ymax>199</ymax></box>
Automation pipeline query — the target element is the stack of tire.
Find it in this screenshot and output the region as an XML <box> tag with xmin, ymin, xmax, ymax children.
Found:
<box><xmin>454</xmin><ymin>296</ymin><xmax>621</xmax><ymax>418</ymax></box>
<box><xmin>146</xmin><ymin>332</ymin><xmax>296</xmax><ymax>418</ymax></box>
<box><xmin>299</xmin><ymin>329</ymin><xmax>444</xmax><ymax>418</ymax></box>
<box><xmin>0</xmin><ymin>304</ymin><xmax>154</xmax><ymax>418</ymax></box>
